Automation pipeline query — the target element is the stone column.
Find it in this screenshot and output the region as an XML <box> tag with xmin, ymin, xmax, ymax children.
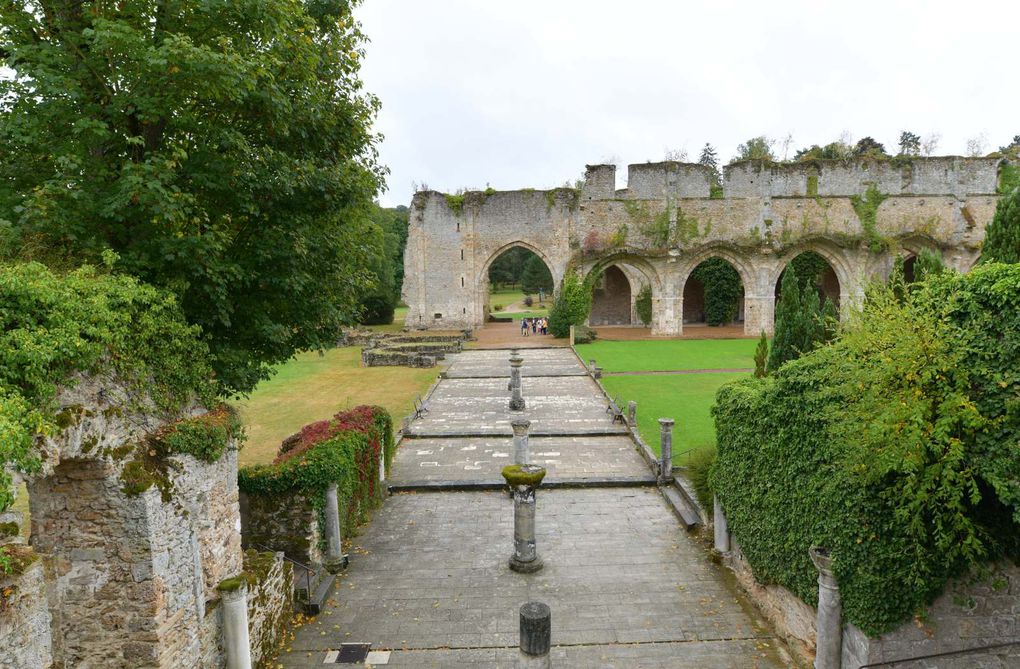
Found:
<box><xmin>658</xmin><ymin>418</ymin><xmax>674</xmax><ymax>484</ymax></box>
<box><xmin>512</xmin><ymin>419</ymin><xmax>531</xmax><ymax>465</ymax></box>
<box><xmin>510</xmin><ymin>355</ymin><xmax>526</xmax><ymax>411</ymax></box>
<box><xmin>502</xmin><ymin>465</ymin><xmax>546</xmax><ymax>573</ymax></box>
<box><xmin>627</xmin><ymin>401</ymin><xmax>637</xmax><ymax>426</ymax></box>
<box><xmin>743</xmin><ymin>295</ymin><xmax>775</xmax><ymax>337</ymax></box>
<box><xmin>518</xmin><ymin>601</ymin><xmax>552</xmax><ymax>669</ymax></box>
<box><xmin>809</xmin><ymin>546</ymin><xmax>842</xmax><ymax>669</ymax></box>
<box><xmin>588</xmin><ymin>359</ymin><xmax>596</xmax><ymax>374</ymax></box>
<box><xmin>713</xmin><ymin>496</ymin><xmax>730</xmax><ymax>553</ymax></box>
<box><xmin>221</xmin><ymin>583</ymin><xmax>253</xmax><ymax>669</ymax></box>
<box><xmin>651</xmin><ymin>296</ymin><xmax>682</xmax><ymax>337</ymax></box>
<box><xmin>509</xmin><ymin>350</ymin><xmax>519</xmax><ymax>391</ymax></box>
<box><xmin>324</xmin><ymin>483</ymin><xmax>345</xmax><ymax>574</ymax></box>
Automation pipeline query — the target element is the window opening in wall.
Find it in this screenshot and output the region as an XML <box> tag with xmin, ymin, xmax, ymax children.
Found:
<box><xmin>456</xmin><ymin>221</ymin><xmax>460</xmax><ymax>232</ymax></box>
<box><xmin>434</xmin><ymin>313</ymin><xmax>442</xmax><ymax>319</ymax></box>
<box><xmin>463</xmin><ymin>307</ymin><xmax>466</xmax><ymax>314</ymax></box>
<box><xmin>461</xmin><ymin>249</ymin><xmax>464</xmax><ymax>260</ymax></box>
<box><xmin>461</xmin><ymin>277</ymin><xmax>465</xmax><ymax>287</ymax></box>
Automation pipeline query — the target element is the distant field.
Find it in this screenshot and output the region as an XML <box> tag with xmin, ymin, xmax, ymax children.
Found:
<box><xmin>574</xmin><ymin>338</ymin><xmax>757</xmax><ymax>372</ymax></box>
<box><xmin>233</xmin><ymin>346</ymin><xmax>437</xmax><ymax>466</ymax></box>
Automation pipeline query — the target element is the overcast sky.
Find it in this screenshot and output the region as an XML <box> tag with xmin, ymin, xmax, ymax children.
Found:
<box><xmin>357</xmin><ymin>0</ymin><xmax>1020</xmax><ymax>207</ymax></box>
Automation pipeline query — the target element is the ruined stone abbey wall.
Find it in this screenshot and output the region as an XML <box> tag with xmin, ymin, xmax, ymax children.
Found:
<box><xmin>402</xmin><ymin>157</ymin><xmax>1004</xmax><ymax>334</ymax></box>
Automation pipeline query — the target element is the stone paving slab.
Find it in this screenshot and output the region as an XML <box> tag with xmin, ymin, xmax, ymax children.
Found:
<box><xmin>444</xmin><ymin>348</ymin><xmax>587</xmax><ymax>378</ymax></box>
<box><xmin>389</xmin><ymin>436</ymin><xmax>649</xmax><ymax>484</ymax></box>
<box><xmin>406</xmin><ymin>376</ymin><xmax>628</xmax><ymax>437</ymax></box>
<box><xmin>276</xmin><ymin>489</ymin><xmax>785</xmax><ymax>668</ymax></box>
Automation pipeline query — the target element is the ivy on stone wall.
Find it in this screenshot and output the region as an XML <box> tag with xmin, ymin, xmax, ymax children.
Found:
<box><xmin>690</xmin><ymin>258</ymin><xmax>743</xmax><ymax>326</ymax></box>
<box><xmin>635</xmin><ymin>284</ymin><xmax>652</xmax><ymax>326</ymax></box>
<box><xmin>850</xmin><ymin>184</ymin><xmax>891</xmax><ymax>252</ymax></box>
<box><xmin>238</xmin><ymin>406</ymin><xmax>394</xmax><ymax>539</ymax></box>
<box><xmin>0</xmin><ymin>261</ymin><xmax>215</xmax><ymax>513</ymax></box>
<box><xmin>711</xmin><ymin>264</ymin><xmax>1020</xmax><ymax>635</ymax></box>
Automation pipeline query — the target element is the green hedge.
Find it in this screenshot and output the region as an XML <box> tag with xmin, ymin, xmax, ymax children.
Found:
<box><xmin>711</xmin><ymin>264</ymin><xmax>1020</xmax><ymax>635</ymax></box>
<box><xmin>238</xmin><ymin>406</ymin><xmax>394</xmax><ymax>538</ymax></box>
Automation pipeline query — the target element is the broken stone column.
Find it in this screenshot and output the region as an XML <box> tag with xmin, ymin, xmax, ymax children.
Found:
<box><xmin>221</xmin><ymin>582</ymin><xmax>253</xmax><ymax>669</ymax></box>
<box><xmin>502</xmin><ymin>464</ymin><xmax>546</xmax><ymax>573</ymax></box>
<box><xmin>658</xmin><ymin>418</ymin><xmax>674</xmax><ymax>484</ymax></box>
<box><xmin>324</xmin><ymin>483</ymin><xmax>345</xmax><ymax>574</ymax></box>
<box><xmin>713</xmin><ymin>496</ymin><xmax>730</xmax><ymax>554</ymax></box>
<box><xmin>627</xmin><ymin>401</ymin><xmax>637</xmax><ymax>426</ymax></box>
<box><xmin>509</xmin><ymin>349</ymin><xmax>519</xmax><ymax>390</ymax></box>
<box><xmin>512</xmin><ymin>418</ymin><xmax>532</xmax><ymax>465</ymax></box>
<box><xmin>809</xmin><ymin>546</ymin><xmax>842</xmax><ymax>669</ymax></box>
<box><xmin>509</xmin><ymin>355</ymin><xmax>526</xmax><ymax>411</ymax></box>
<box><xmin>518</xmin><ymin>601</ymin><xmax>552</xmax><ymax>669</ymax></box>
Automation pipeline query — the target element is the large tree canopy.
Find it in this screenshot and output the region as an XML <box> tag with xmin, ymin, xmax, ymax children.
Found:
<box><xmin>0</xmin><ymin>0</ymin><xmax>384</xmax><ymax>394</ymax></box>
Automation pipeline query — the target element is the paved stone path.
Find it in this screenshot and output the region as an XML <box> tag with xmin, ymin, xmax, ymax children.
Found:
<box><xmin>275</xmin><ymin>348</ymin><xmax>788</xmax><ymax>668</ymax></box>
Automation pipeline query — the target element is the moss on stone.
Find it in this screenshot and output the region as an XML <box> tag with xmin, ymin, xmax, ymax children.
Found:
<box><xmin>0</xmin><ymin>544</ymin><xmax>39</xmax><ymax>578</ymax></box>
<box><xmin>216</xmin><ymin>575</ymin><xmax>248</xmax><ymax>593</ymax></box>
<box><xmin>501</xmin><ymin>465</ymin><xmax>546</xmax><ymax>487</ymax></box>
<box><xmin>444</xmin><ymin>194</ymin><xmax>465</xmax><ymax>216</ymax></box>
<box><xmin>0</xmin><ymin>521</ymin><xmax>20</xmax><ymax>538</ymax></box>
<box><xmin>54</xmin><ymin>404</ymin><xmax>84</xmax><ymax>429</ymax></box>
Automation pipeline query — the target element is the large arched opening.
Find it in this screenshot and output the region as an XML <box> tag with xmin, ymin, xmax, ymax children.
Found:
<box><xmin>774</xmin><ymin>250</ymin><xmax>841</xmax><ymax>311</ymax></box>
<box><xmin>681</xmin><ymin>258</ymin><xmax>745</xmax><ymax>327</ymax></box>
<box><xmin>481</xmin><ymin>243</ymin><xmax>556</xmax><ymax>323</ymax></box>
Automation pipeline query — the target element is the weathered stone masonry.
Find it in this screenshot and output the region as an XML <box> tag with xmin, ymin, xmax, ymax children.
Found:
<box><xmin>403</xmin><ymin>157</ymin><xmax>1006</xmax><ymax>334</ymax></box>
<box><xmin>0</xmin><ymin>377</ymin><xmax>293</xmax><ymax>668</ymax></box>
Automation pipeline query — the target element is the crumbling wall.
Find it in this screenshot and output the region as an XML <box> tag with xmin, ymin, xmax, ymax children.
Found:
<box><xmin>245</xmin><ymin>551</ymin><xmax>293</xmax><ymax>668</ymax></box>
<box><xmin>0</xmin><ymin>554</ymin><xmax>53</xmax><ymax>669</ymax></box>
<box><xmin>239</xmin><ymin>492</ymin><xmax>324</xmax><ymax>570</ymax></box>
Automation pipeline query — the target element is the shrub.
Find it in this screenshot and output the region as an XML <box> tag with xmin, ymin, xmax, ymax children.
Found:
<box><xmin>573</xmin><ymin>325</ymin><xmax>597</xmax><ymax>344</ymax></box>
<box><xmin>523</xmin><ymin>295</ymin><xmax>534</xmax><ymax>307</ymax></box>
<box><xmin>981</xmin><ymin>183</ymin><xmax>1020</xmax><ymax>263</ymax></box>
<box><xmin>685</xmin><ymin>448</ymin><xmax>715</xmax><ymax>510</ymax></box>
<box><xmin>690</xmin><ymin>258</ymin><xmax>742</xmax><ymax>326</ymax></box>
<box><xmin>753</xmin><ymin>331</ymin><xmax>768</xmax><ymax>378</ymax></box>
<box><xmin>239</xmin><ymin>406</ymin><xmax>394</xmax><ymax>537</ymax></box>
<box><xmin>493</xmin><ymin>304</ymin><xmax>503</xmax><ymax>312</ymax></box>
<box><xmin>548</xmin><ymin>270</ymin><xmax>598</xmax><ymax>338</ymax></box>
<box><xmin>711</xmin><ymin>264</ymin><xmax>1020</xmax><ymax>635</ymax></box>
<box><xmin>635</xmin><ymin>284</ymin><xmax>653</xmax><ymax>326</ymax></box>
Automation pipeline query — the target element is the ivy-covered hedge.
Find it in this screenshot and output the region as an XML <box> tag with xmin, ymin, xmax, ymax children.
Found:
<box><xmin>690</xmin><ymin>258</ymin><xmax>743</xmax><ymax>326</ymax></box>
<box><xmin>238</xmin><ymin>406</ymin><xmax>394</xmax><ymax>536</ymax></box>
<box><xmin>711</xmin><ymin>264</ymin><xmax>1020</xmax><ymax>636</ymax></box>
<box><xmin>0</xmin><ymin>261</ymin><xmax>215</xmax><ymax>512</ymax></box>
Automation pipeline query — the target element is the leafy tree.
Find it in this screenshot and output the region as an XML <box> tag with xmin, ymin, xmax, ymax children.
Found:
<box><xmin>753</xmin><ymin>331</ymin><xmax>768</xmax><ymax>378</ymax></box>
<box><xmin>795</xmin><ymin>141</ymin><xmax>853</xmax><ymax>162</ymax></box>
<box><xmin>0</xmin><ymin>0</ymin><xmax>384</xmax><ymax>395</ymax></box>
<box><xmin>520</xmin><ymin>255</ymin><xmax>553</xmax><ymax>294</ymax></box>
<box><xmin>690</xmin><ymin>258</ymin><xmax>743</xmax><ymax>326</ymax></box>
<box><xmin>898</xmin><ymin>131</ymin><xmax>922</xmax><ymax>156</ymax></box>
<box><xmin>488</xmin><ymin>247</ymin><xmax>531</xmax><ymax>288</ymax></box>
<box><xmin>698</xmin><ymin>143</ymin><xmax>721</xmax><ymax>185</ymax></box>
<box><xmin>635</xmin><ymin>284</ymin><xmax>652</xmax><ymax>326</ymax></box>
<box><xmin>981</xmin><ymin>185</ymin><xmax>1020</xmax><ymax>264</ymax></box>
<box><xmin>767</xmin><ymin>267</ymin><xmax>833</xmax><ymax>372</ymax></box>
<box><xmin>914</xmin><ymin>249</ymin><xmax>948</xmax><ymax>281</ymax></box>
<box><xmin>997</xmin><ymin>135</ymin><xmax>1020</xmax><ymax>156</ymax></box>
<box><xmin>854</xmin><ymin>137</ymin><xmax>888</xmax><ymax>158</ymax></box>
<box><xmin>357</xmin><ymin>204</ymin><xmax>410</xmax><ymax>325</ymax></box>
<box><xmin>734</xmin><ymin>136</ymin><xmax>775</xmax><ymax>162</ymax></box>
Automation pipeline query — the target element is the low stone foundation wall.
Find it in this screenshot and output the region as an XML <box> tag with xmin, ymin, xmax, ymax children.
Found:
<box><xmin>239</xmin><ymin>492</ymin><xmax>323</xmax><ymax>569</ymax></box>
<box><xmin>842</xmin><ymin>561</ymin><xmax>1020</xmax><ymax>669</ymax></box>
<box><xmin>0</xmin><ymin>554</ymin><xmax>53</xmax><ymax>669</ymax></box>
<box><xmin>361</xmin><ymin>348</ymin><xmax>437</xmax><ymax>367</ymax></box>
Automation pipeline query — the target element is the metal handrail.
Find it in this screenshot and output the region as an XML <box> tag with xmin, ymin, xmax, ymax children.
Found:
<box><xmin>858</xmin><ymin>640</ymin><xmax>1020</xmax><ymax>667</ymax></box>
<box><xmin>250</xmin><ymin>542</ymin><xmax>318</xmax><ymax>595</ymax></box>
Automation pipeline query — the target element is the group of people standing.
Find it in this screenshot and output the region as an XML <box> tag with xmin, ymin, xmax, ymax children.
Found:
<box><xmin>520</xmin><ymin>317</ymin><xmax>548</xmax><ymax>336</ymax></box>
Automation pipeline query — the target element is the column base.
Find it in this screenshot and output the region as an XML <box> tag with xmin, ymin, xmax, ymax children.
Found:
<box><xmin>324</xmin><ymin>556</ymin><xmax>348</xmax><ymax>574</ymax></box>
<box><xmin>509</xmin><ymin>555</ymin><xmax>543</xmax><ymax>573</ymax></box>
<box><xmin>509</xmin><ymin>399</ymin><xmax>526</xmax><ymax>411</ymax></box>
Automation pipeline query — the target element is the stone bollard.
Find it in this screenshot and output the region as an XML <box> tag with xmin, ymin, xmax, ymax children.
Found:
<box><xmin>512</xmin><ymin>418</ymin><xmax>532</xmax><ymax>465</ymax></box>
<box><xmin>713</xmin><ymin>496</ymin><xmax>730</xmax><ymax>554</ymax></box>
<box><xmin>810</xmin><ymin>546</ymin><xmax>842</xmax><ymax>669</ymax></box>
<box><xmin>658</xmin><ymin>418</ymin><xmax>674</xmax><ymax>484</ymax></box>
<box><xmin>324</xmin><ymin>483</ymin><xmax>345</xmax><ymax>573</ymax></box>
<box><xmin>220</xmin><ymin>581</ymin><xmax>253</xmax><ymax>669</ymax></box>
<box><xmin>502</xmin><ymin>465</ymin><xmax>546</xmax><ymax>573</ymax></box>
<box><xmin>593</xmin><ymin>366</ymin><xmax>603</xmax><ymax>380</ymax></box>
<box><xmin>588</xmin><ymin>359</ymin><xmax>596</xmax><ymax>374</ymax></box>
<box><xmin>627</xmin><ymin>401</ymin><xmax>637</xmax><ymax>426</ymax></box>
<box><xmin>518</xmin><ymin>601</ymin><xmax>552</xmax><ymax>669</ymax></box>
<box><xmin>510</xmin><ymin>355</ymin><xmax>526</xmax><ymax>411</ymax></box>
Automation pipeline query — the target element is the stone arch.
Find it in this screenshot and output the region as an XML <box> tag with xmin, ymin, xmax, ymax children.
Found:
<box><xmin>584</xmin><ymin>252</ymin><xmax>663</xmax><ymax>293</ymax></box>
<box><xmin>674</xmin><ymin>245</ymin><xmax>757</xmax><ymax>334</ymax></box>
<box><xmin>770</xmin><ymin>241</ymin><xmax>855</xmax><ymax>305</ymax></box>
<box><xmin>476</xmin><ymin>241</ymin><xmax>561</xmax><ymax>324</ymax></box>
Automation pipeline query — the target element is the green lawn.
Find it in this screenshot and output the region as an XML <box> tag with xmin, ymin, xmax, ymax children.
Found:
<box><xmin>575</xmin><ymin>338</ymin><xmax>757</xmax><ymax>372</ymax></box>
<box><xmin>489</xmin><ymin>288</ymin><xmax>552</xmax><ymax>319</ymax></box>
<box><xmin>601</xmin><ymin>373</ymin><xmax>746</xmax><ymax>462</ymax></box>
<box><xmin>232</xmin><ymin>346</ymin><xmax>437</xmax><ymax>466</ymax></box>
